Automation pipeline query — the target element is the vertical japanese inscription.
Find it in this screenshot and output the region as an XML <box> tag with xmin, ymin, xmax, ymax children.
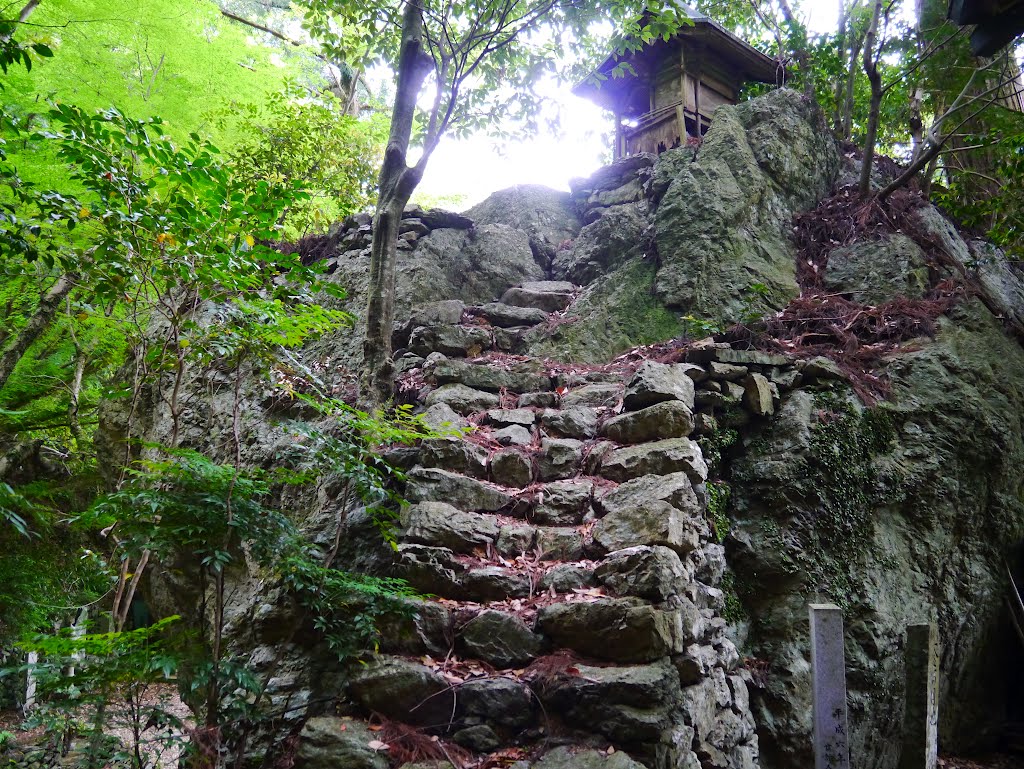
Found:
<box><xmin>810</xmin><ymin>603</ymin><xmax>851</xmax><ymax>769</ymax></box>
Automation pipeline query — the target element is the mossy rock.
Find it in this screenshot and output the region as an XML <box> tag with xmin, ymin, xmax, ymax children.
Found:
<box><xmin>524</xmin><ymin>257</ymin><xmax>682</xmax><ymax>363</ymax></box>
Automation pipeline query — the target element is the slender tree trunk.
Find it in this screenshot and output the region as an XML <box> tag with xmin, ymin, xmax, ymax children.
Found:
<box><xmin>841</xmin><ymin>32</ymin><xmax>864</xmax><ymax>141</ymax></box>
<box><xmin>776</xmin><ymin>0</ymin><xmax>815</xmax><ymax>100</ymax></box>
<box><xmin>859</xmin><ymin>0</ymin><xmax>883</xmax><ymax>197</ymax></box>
<box><xmin>68</xmin><ymin>347</ymin><xmax>86</xmax><ymax>448</ymax></box>
<box><xmin>0</xmin><ymin>272</ymin><xmax>76</xmax><ymax>392</ymax></box>
<box><xmin>361</xmin><ymin>0</ymin><xmax>431</xmax><ymax>405</ymax></box>
<box><xmin>832</xmin><ymin>0</ymin><xmax>849</xmax><ymax>132</ymax></box>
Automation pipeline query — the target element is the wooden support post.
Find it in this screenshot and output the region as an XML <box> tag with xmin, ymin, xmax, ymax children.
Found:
<box><xmin>614</xmin><ymin>108</ymin><xmax>624</xmax><ymax>159</ymax></box>
<box><xmin>809</xmin><ymin>603</ymin><xmax>851</xmax><ymax>769</ymax></box>
<box><xmin>899</xmin><ymin>622</ymin><xmax>939</xmax><ymax>769</ymax></box>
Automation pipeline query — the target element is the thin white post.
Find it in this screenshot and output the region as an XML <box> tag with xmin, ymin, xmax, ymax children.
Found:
<box><xmin>809</xmin><ymin>603</ymin><xmax>851</xmax><ymax>769</ymax></box>
<box><xmin>898</xmin><ymin>622</ymin><xmax>939</xmax><ymax>769</ymax></box>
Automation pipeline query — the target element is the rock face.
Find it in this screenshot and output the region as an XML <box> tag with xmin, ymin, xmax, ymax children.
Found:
<box><xmin>653</xmin><ymin>90</ymin><xmax>839</xmax><ymax>326</ymax></box>
<box><xmin>96</xmin><ymin>88</ymin><xmax>1024</xmax><ymax>769</ymax></box>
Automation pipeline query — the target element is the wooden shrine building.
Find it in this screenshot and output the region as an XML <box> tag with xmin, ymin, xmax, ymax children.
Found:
<box><xmin>574</xmin><ymin>4</ymin><xmax>778</xmax><ymax>158</ymax></box>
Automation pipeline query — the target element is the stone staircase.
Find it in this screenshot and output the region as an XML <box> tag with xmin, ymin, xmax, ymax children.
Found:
<box><xmin>300</xmin><ymin>280</ymin><xmax>842</xmax><ymax>769</ymax></box>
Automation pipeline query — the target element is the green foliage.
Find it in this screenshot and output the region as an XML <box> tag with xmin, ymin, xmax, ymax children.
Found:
<box><xmin>212</xmin><ymin>83</ymin><xmax>388</xmax><ymax>237</ymax></box>
<box><xmin>0</xmin><ymin>102</ymin><xmax>347</xmax><ymax>444</ymax></box>
<box><xmin>934</xmin><ymin>110</ymin><xmax>1024</xmax><ymax>259</ymax></box>
<box><xmin>795</xmin><ymin>393</ymin><xmax>898</xmax><ymax>601</ymax></box>
<box><xmin>720</xmin><ymin>570</ymin><xmax>746</xmax><ymax>624</ymax></box>
<box><xmin>0</xmin><ymin>26</ymin><xmax>52</xmax><ymax>83</ymax></box>
<box><xmin>697</xmin><ymin>421</ymin><xmax>737</xmax><ymax>476</ymax></box>
<box><xmin>0</xmin><ymin>480</ymin><xmax>110</xmax><ymax>637</ymax></box>
<box><xmin>13</xmin><ymin>617</ymin><xmax>185</xmax><ymax>768</ymax></box>
<box><xmin>680</xmin><ymin>314</ymin><xmax>722</xmax><ymax>341</ymax></box>
<box><xmin>302</xmin><ymin>0</ymin><xmax>691</xmax><ymax>144</ymax></box>
<box><xmin>706</xmin><ymin>481</ymin><xmax>732</xmax><ymax>543</ymax></box>
<box><xmin>1</xmin><ymin>0</ymin><xmax>312</xmax><ymax>188</ymax></box>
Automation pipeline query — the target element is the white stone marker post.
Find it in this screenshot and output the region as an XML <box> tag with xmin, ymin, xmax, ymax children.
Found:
<box><xmin>898</xmin><ymin>622</ymin><xmax>939</xmax><ymax>769</ymax></box>
<box><xmin>809</xmin><ymin>603</ymin><xmax>851</xmax><ymax>769</ymax></box>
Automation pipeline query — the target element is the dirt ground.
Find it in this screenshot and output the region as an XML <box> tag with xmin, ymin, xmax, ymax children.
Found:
<box><xmin>2</xmin><ymin>703</ymin><xmax>1021</xmax><ymax>769</ymax></box>
<box><xmin>0</xmin><ymin>684</ymin><xmax>191</xmax><ymax>767</ymax></box>
<box><xmin>939</xmin><ymin>756</ymin><xmax>1023</xmax><ymax>769</ymax></box>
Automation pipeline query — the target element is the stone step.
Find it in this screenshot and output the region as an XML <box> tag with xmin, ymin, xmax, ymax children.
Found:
<box><xmin>425</xmin><ymin>357</ymin><xmax>552</xmax><ymax>394</ymax></box>
<box><xmin>473</xmin><ymin>302</ymin><xmax>550</xmax><ymax>328</ymax></box>
<box><xmin>407</xmin><ymin>324</ymin><xmax>490</xmax><ymax>357</ymax></box>
<box><xmin>500</xmin><ymin>281</ymin><xmax>577</xmax><ymax>313</ymax></box>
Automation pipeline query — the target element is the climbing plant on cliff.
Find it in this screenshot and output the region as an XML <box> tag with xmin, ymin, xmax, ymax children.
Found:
<box><xmin>301</xmin><ymin>0</ymin><xmax>690</xmax><ymax>403</ymax></box>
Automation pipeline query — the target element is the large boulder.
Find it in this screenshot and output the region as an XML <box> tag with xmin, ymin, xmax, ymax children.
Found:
<box><xmin>295</xmin><ymin>717</ymin><xmax>388</xmax><ymax>769</ymax></box>
<box><xmin>466</xmin><ymin>185</ymin><xmax>582</xmax><ymax>271</ymax></box>
<box><xmin>654</xmin><ymin>89</ymin><xmax>839</xmax><ymax>325</ymax></box>
<box><xmin>524</xmin><ymin>259</ymin><xmax>683</xmax><ymax>363</ymax></box>
<box><xmin>543</xmin><ymin>659</ymin><xmax>682</xmax><ymax>742</ymax></box>
<box><xmin>823</xmin><ymin>233</ymin><xmax>930</xmax><ymax>304</ymax></box>
<box><xmin>553</xmin><ymin>204</ymin><xmax>649</xmax><ymax>285</ymax></box>
<box><xmin>727</xmin><ymin>299</ymin><xmax>1024</xmax><ymax>769</ymax></box>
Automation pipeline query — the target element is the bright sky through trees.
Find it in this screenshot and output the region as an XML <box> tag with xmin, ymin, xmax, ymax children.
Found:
<box><xmin>412</xmin><ymin>1</ymin><xmax>841</xmax><ymax>209</ymax></box>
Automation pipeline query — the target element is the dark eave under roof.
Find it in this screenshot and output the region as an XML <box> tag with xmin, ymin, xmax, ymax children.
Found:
<box><xmin>573</xmin><ymin>5</ymin><xmax>778</xmax><ymax>109</ymax></box>
<box><xmin>948</xmin><ymin>0</ymin><xmax>1024</xmax><ymax>56</ymax></box>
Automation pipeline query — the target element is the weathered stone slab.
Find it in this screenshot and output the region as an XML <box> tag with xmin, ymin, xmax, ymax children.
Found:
<box><xmin>349</xmin><ymin>657</ymin><xmax>455</xmax><ymax>726</ymax></box>
<box><xmin>544</xmin><ymin>658</ymin><xmax>681</xmax><ymax>742</ymax></box>
<box><xmin>460</xmin><ymin>610</ymin><xmax>543</xmax><ymax>668</ymax></box>
<box><xmin>536</xmin><ymin>438</ymin><xmax>583</xmax><ymax>481</ymax></box>
<box><xmin>501</xmin><ymin>282</ymin><xmax>576</xmax><ymax>312</ymax></box>
<box><xmin>419</xmin><ymin>402</ymin><xmax>469</xmax><ymax>432</ymax></box>
<box><xmin>408</xmin><ymin>324</ymin><xmax>491</xmax><ymax>357</ymax></box>
<box><xmin>743</xmin><ymin>372</ymin><xmax>775</xmax><ymax>417</ymax></box>
<box><xmin>596</xmin><ymin>545</ymin><xmax>690</xmax><ymax>601</ymax></box>
<box><xmin>405</xmin><ymin>467</ymin><xmax>514</xmax><ymax>513</ymax></box>
<box><xmin>592</xmin><ymin>500</ymin><xmax>702</xmax><ymax>555</ymax></box>
<box><xmin>623</xmin><ymin>361</ymin><xmax>696</xmax><ymax>411</ymax></box>
<box><xmin>536</xmin><ymin>598</ymin><xmax>687</xmax><ymax>662</ymax></box>
<box><xmin>428</xmin><ymin>358</ymin><xmax>551</xmax><ymax>393</ymax></box>
<box><xmin>708</xmin><ymin>362</ymin><xmax>748</xmax><ymax>381</ymax></box>
<box><xmin>397</xmin><ymin>544</ymin><xmax>465</xmax><ymax>596</ymax></box>
<box><xmin>476</xmin><ymin>302</ymin><xmax>550</xmax><ymax>328</ymax></box>
<box><xmin>493</xmin><ymin>425</ymin><xmax>534</xmax><ymax>446</ymax></box>
<box><xmin>424</xmin><ymin>383</ymin><xmax>500</xmax><ymax>415</ymax></box>
<box><xmin>533</xmin><ymin>479</ymin><xmax>594</xmax><ymax>525</ymax></box>
<box><xmin>600</xmin><ymin>438</ymin><xmax>708</xmax><ymax>485</ymax></box>
<box><xmin>417</xmin><ymin>437</ymin><xmax>489</xmax><ymax>478</ymax></box>
<box><xmin>462</xmin><ymin>566</ymin><xmax>532</xmax><ymax>600</ymax></box>
<box><xmin>560</xmin><ymin>382</ymin><xmax>623</xmax><ymax>408</ymax></box>
<box><xmin>601</xmin><ymin>400</ymin><xmax>695</xmax><ymax>444</ymax></box>
<box><xmin>686</xmin><ymin>347</ymin><xmax>790</xmax><ymax>367</ymax></box>
<box><xmin>297</xmin><ymin>717</ymin><xmax>388</xmax><ymax>769</ymax></box>
<box><xmin>496</xmin><ymin>523</ymin><xmax>536</xmax><ymax>556</ymax></box>
<box><xmin>485</xmin><ymin>408</ymin><xmax>537</xmax><ymax>428</ymax></box>
<box><xmin>490</xmin><ymin>448</ymin><xmax>533</xmax><ymax>488</ymax></box>
<box><xmin>596</xmin><ymin>472</ymin><xmax>701</xmax><ymax>518</ymax></box>
<box><xmin>459</xmin><ymin>676</ymin><xmax>536</xmax><ymax>728</ymax></box>
<box><xmin>402</xmin><ymin>502</ymin><xmax>499</xmax><ymax>552</ymax></box>
<box><xmin>535</xmin><ymin>527</ymin><xmax>586</xmax><ymax>560</ymax></box>
<box><xmin>541</xmin><ymin>405</ymin><xmax>599</xmax><ymax>439</ymax></box>
<box><xmin>539</xmin><ymin>563</ymin><xmax>597</xmax><ymax>592</ymax></box>
<box><xmin>809</xmin><ymin>603</ymin><xmax>851</xmax><ymax>769</ymax></box>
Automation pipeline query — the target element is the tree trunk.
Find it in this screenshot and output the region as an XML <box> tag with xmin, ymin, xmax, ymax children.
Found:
<box><xmin>0</xmin><ymin>272</ymin><xmax>76</xmax><ymax>392</ymax></box>
<box><xmin>68</xmin><ymin>347</ymin><xmax>86</xmax><ymax>448</ymax></box>
<box><xmin>859</xmin><ymin>0</ymin><xmax>883</xmax><ymax>197</ymax></box>
<box><xmin>360</xmin><ymin>0</ymin><xmax>431</xmax><ymax>405</ymax></box>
